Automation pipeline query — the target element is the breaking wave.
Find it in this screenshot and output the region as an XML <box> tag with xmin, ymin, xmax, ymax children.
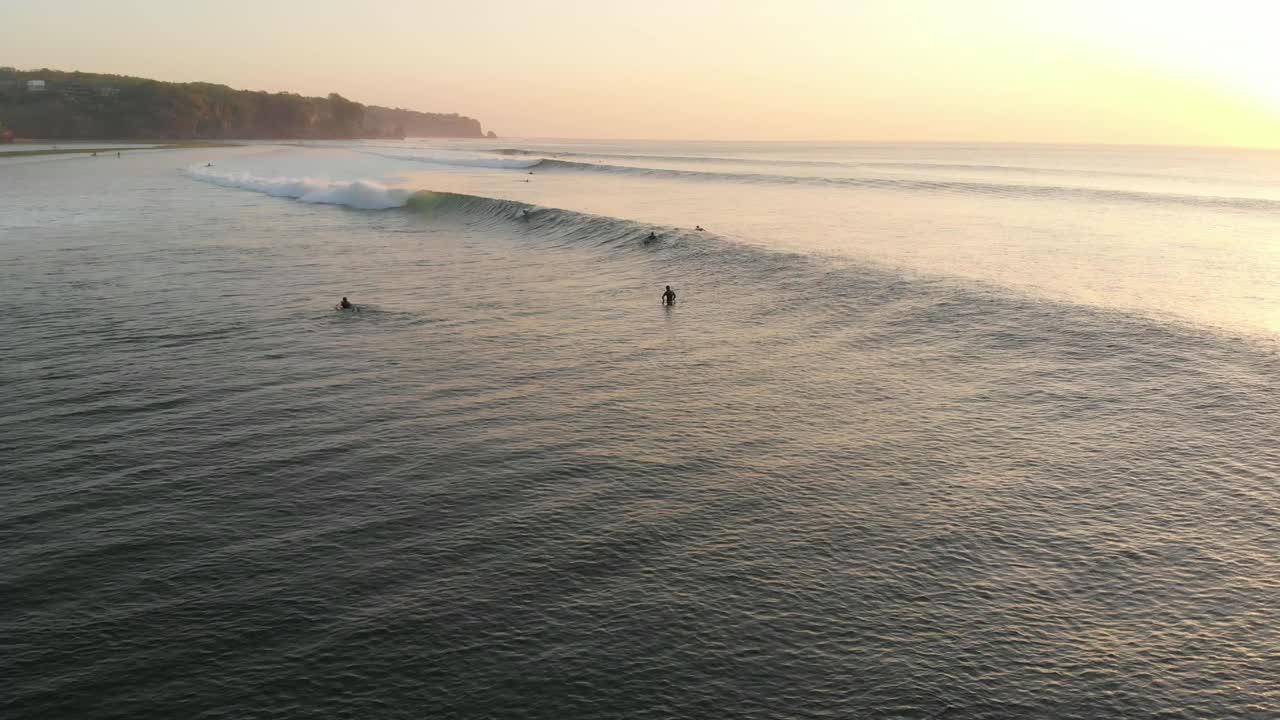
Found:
<box><xmin>184</xmin><ymin>165</ymin><xmax>415</xmax><ymax>209</ymax></box>
<box><xmin>183</xmin><ymin>165</ymin><xmax>719</xmax><ymax>254</ymax></box>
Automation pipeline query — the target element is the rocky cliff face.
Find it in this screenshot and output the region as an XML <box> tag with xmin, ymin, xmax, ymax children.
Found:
<box><xmin>361</xmin><ymin>105</ymin><xmax>485</xmax><ymax>138</ymax></box>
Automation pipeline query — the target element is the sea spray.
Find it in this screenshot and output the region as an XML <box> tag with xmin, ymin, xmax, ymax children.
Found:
<box><xmin>184</xmin><ymin>165</ymin><xmax>414</xmax><ymax>210</ymax></box>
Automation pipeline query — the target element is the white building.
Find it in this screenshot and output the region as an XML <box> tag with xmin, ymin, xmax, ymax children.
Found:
<box><xmin>27</xmin><ymin>80</ymin><xmax>45</xmax><ymax>92</ymax></box>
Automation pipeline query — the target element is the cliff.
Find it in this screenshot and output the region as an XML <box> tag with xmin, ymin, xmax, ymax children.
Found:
<box><xmin>362</xmin><ymin>105</ymin><xmax>483</xmax><ymax>139</ymax></box>
<box><xmin>0</xmin><ymin>67</ymin><xmax>488</xmax><ymax>140</ymax></box>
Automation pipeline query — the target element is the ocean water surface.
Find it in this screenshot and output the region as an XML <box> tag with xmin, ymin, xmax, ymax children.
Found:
<box><xmin>2</xmin><ymin>140</ymin><xmax>1278</xmax><ymax>719</ymax></box>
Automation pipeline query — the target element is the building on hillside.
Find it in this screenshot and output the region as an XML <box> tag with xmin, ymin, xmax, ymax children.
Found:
<box><xmin>97</xmin><ymin>86</ymin><xmax>120</xmax><ymax>97</ymax></box>
<box><xmin>27</xmin><ymin>79</ymin><xmax>46</xmax><ymax>92</ymax></box>
<box><xmin>62</xmin><ymin>83</ymin><xmax>94</xmax><ymax>98</ymax></box>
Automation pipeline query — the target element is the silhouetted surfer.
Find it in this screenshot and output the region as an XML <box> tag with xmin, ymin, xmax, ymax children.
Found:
<box><xmin>644</xmin><ymin>231</ymin><xmax>658</xmax><ymax>245</ymax></box>
<box><xmin>695</xmin><ymin>225</ymin><xmax>705</xmax><ymax>231</ymax></box>
<box><xmin>337</xmin><ymin>297</ymin><xmax>358</xmax><ymax>312</ymax></box>
<box><xmin>661</xmin><ymin>286</ymin><xmax>676</xmax><ymax>306</ymax></box>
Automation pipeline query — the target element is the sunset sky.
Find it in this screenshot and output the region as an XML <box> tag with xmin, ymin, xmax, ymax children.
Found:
<box><xmin>5</xmin><ymin>0</ymin><xmax>1279</xmax><ymax>146</ymax></box>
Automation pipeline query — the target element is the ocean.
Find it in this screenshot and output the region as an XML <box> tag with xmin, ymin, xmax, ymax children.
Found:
<box><xmin>2</xmin><ymin>139</ymin><xmax>1278</xmax><ymax>719</ymax></box>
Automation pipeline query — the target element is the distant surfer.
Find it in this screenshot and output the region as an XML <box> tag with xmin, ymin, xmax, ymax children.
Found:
<box><xmin>205</xmin><ymin>162</ymin><xmax>213</xmax><ymax>167</ymax></box>
<box><xmin>336</xmin><ymin>297</ymin><xmax>358</xmax><ymax>312</ymax></box>
<box><xmin>695</xmin><ymin>225</ymin><xmax>705</xmax><ymax>231</ymax></box>
<box><xmin>661</xmin><ymin>286</ymin><xmax>676</xmax><ymax>306</ymax></box>
<box><xmin>644</xmin><ymin>231</ymin><xmax>658</xmax><ymax>245</ymax></box>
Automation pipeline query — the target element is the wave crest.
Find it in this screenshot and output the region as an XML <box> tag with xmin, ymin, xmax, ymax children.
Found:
<box><xmin>184</xmin><ymin>165</ymin><xmax>690</xmax><ymax>251</ymax></box>
<box><xmin>185</xmin><ymin>165</ymin><xmax>414</xmax><ymax>209</ymax></box>
<box><xmin>531</xmin><ymin>159</ymin><xmax>1280</xmax><ymax>213</ymax></box>
<box><xmin>358</xmin><ymin>150</ymin><xmax>542</xmax><ymax>170</ymax></box>
<box><xmin>360</xmin><ymin>150</ymin><xmax>1279</xmax><ymax>213</ymax></box>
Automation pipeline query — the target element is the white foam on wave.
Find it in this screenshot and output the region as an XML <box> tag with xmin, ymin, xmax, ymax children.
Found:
<box><xmin>184</xmin><ymin>165</ymin><xmax>413</xmax><ymax>210</ymax></box>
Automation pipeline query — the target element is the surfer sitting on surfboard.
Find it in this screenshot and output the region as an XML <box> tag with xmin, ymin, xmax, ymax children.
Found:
<box><xmin>337</xmin><ymin>297</ymin><xmax>359</xmax><ymax>312</ymax></box>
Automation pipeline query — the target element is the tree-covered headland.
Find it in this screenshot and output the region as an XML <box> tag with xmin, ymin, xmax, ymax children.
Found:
<box><xmin>0</xmin><ymin>68</ymin><xmax>494</xmax><ymax>140</ymax></box>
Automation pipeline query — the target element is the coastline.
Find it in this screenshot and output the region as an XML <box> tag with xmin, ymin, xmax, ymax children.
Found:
<box><xmin>0</xmin><ymin>141</ymin><xmax>238</xmax><ymax>158</ymax></box>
